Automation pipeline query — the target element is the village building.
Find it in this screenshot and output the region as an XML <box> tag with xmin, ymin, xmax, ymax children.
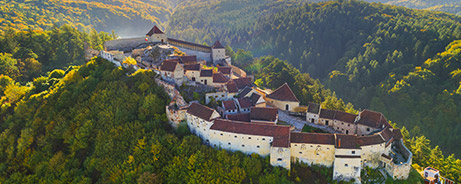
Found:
<box><xmin>159</xmin><ymin>59</ymin><xmax>184</xmax><ymax>85</ymax></box>
<box><xmin>266</xmin><ymin>83</ymin><xmax>300</xmax><ymax>111</ymax></box>
<box><xmin>306</xmin><ymin>102</ymin><xmax>321</xmax><ymax>123</ymax></box>
<box><xmin>146</xmin><ymin>25</ymin><xmax>167</xmax><ymax>43</ymax></box>
<box><xmin>225</xmin><ymin>81</ymin><xmax>239</xmax><ymax>97</ymax></box>
<box><xmin>178</xmin><ymin>55</ymin><xmax>198</xmax><ymax>65</ymax></box>
<box><xmin>333</xmin><ymin>111</ymin><xmax>358</xmax><ymax>135</ymax></box>
<box><xmin>356</xmin><ymin>110</ymin><xmax>388</xmax><ymax>136</ymax></box>
<box><xmin>221</xmin><ymin>100</ymin><xmax>239</xmax><ymax>115</ymax></box>
<box><xmin>199</xmin><ymin>69</ymin><xmax>213</xmax><ymax>85</ymax></box>
<box><xmin>232</xmin><ymin>77</ymin><xmax>253</xmax><ymax>91</ymax></box>
<box><xmin>290</xmin><ymin>132</ymin><xmax>336</xmax><ymax>167</ymax></box>
<box><xmin>211</xmin><ymin>72</ymin><xmax>229</xmax><ymax>88</ymax></box>
<box><xmin>333</xmin><ymin>134</ymin><xmax>362</xmax><ymax>181</ymax></box>
<box><xmin>236</xmin><ymin>97</ymin><xmax>252</xmax><ymax>113</ymax></box>
<box><xmin>184</xmin><ymin>63</ymin><xmax>201</xmax><ymax>82</ymax></box>
<box><xmin>217</xmin><ymin>66</ymin><xmax>232</xmax><ymax>78</ymax></box>
<box><xmin>249</xmin><ymin>93</ymin><xmax>265</xmax><ymax>107</ymax></box>
<box><xmin>186</xmin><ymin>102</ymin><xmax>220</xmax><ymax>142</ymax></box>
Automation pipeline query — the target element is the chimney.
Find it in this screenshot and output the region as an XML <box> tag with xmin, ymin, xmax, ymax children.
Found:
<box><xmin>338</xmin><ymin>138</ymin><xmax>341</xmax><ymax>148</ymax></box>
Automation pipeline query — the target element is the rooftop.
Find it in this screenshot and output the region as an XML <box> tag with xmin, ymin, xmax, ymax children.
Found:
<box><xmin>238</xmin><ymin>86</ymin><xmax>253</xmax><ymax>97</ymax></box>
<box><xmin>249</xmin><ymin>93</ymin><xmax>262</xmax><ymax>105</ymax></box>
<box><xmin>160</xmin><ymin>60</ymin><xmax>178</xmax><ymax>72</ymax></box>
<box><xmin>335</xmin><ymin>134</ymin><xmax>360</xmax><ymax>149</ymax></box>
<box><xmin>222</xmin><ymin>100</ymin><xmax>238</xmax><ymax>110</ymax></box>
<box><xmin>186</xmin><ymin>102</ymin><xmax>217</xmax><ymax>121</ymax></box>
<box><xmin>237</xmin><ymin>97</ymin><xmax>252</xmax><ymax>109</ymax></box>
<box><xmin>233</xmin><ymin>77</ymin><xmax>252</xmax><ymax>90</ymax></box>
<box><xmin>226</xmin><ymin>81</ymin><xmax>238</xmax><ymax>93</ymax></box>
<box><xmin>226</xmin><ymin>113</ymin><xmax>251</xmax><ymax>122</ymax></box>
<box><xmin>200</xmin><ymin>69</ymin><xmax>213</xmax><ymax>77</ymax></box>
<box><xmin>290</xmin><ymin>132</ymin><xmax>335</xmax><ymax>145</ymax></box>
<box><xmin>213</xmin><ymin>72</ymin><xmax>229</xmax><ymax>83</ymax></box>
<box><xmin>184</xmin><ymin>64</ymin><xmax>200</xmax><ymax>71</ymax></box>
<box><xmin>212</xmin><ymin>40</ymin><xmax>225</xmax><ymax>49</ymax></box>
<box><xmin>250</xmin><ymin>107</ymin><xmax>278</xmax><ymax>122</ymax></box>
<box><xmin>335</xmin><ymin>111</ymin><xmax>357</xmax><ymax>124</ymax></box>
<box><xmin>267</xmin><ymin>83</ymin><xmax>299</xmax><ymax>102</ymax></box>
<box><xmin>218</xmin><ymin>66</ymin><xmax>232</xmax><ymax>75</ymax></box>
<box><xmin>146</xmin><ymin>25</ymin><xmax>164</xmax><ymax>36</ymax></box>
<box><xmin>319</xmin><ymin>108</ymin><xmax>336</xmax><ymax>119</ymax></box>
<box><xmin>307</xmin><ymin>102</ymin><xmax>321</xmax><ymax>114</ymax></box>
<box><xmin>357</xmin><ymin>109</ymin><xmax>385</xmax><ymax>128</ymax></box>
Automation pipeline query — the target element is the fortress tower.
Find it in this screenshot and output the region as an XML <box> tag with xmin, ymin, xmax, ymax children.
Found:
<box><xmin>146</xmin><ymin>25</ymin><xmax>167</xmax><ymax>43</ymax></box>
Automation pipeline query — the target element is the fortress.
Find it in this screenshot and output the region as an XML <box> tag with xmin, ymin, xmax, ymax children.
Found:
<box><xmin>100</xmin><ymin>25</ymin><xmax>412</xmax><ymax>183</ymax></box>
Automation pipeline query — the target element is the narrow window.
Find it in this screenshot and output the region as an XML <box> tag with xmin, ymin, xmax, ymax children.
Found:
<box><xmin>248</xmin><ymin>137</ymin><xmax>251</xmax><ymax>139</ymax></box>
<box><xmin>242</xmin><ymin>144</ymin><xmax>245</xmax><ymax>147</ymax></box>
<box><xmin>220</xmin><ymin>133</ymin><xmax>223</xmax><ymax>136</ymax></box>
<box><xmin>326</xmin><ymin>120</ymin><xmax>329</xmax><ymax>125</ymax></box>
<box><xmin>277</xmin><ymin>158</ymin><xmax>282</xmax><ymax>161</ymax></box>
<box><xmin>345</xmin><ymin>164</ymin><xmax>348</xmax><ymax>167</ymax></box>
<box><xmin>352</xmin><ymin>151</ymin><xmax>355</xmax><ymax>154</ymax></box>
<box><xmin>262</xmin><ymin>138</ymin><xmax>265</xmax><ymax>141</ymax></box>
<box><xmin>234</xmin><ymin>135</ymin><xmax>237</xmax><ymax>138</ymax></box>
<box><xmin>257</xmin><ymin>145</ymin><xmax>260</xmax><ymax>148</ymax></box>
<box><xmin>228</xmin><ymin>142</ymin><xmax>231</xmax><ymax>145</ymax></box>
<box><xmin>299</xmin><ymin>152</ymin><xmax>302</xmax><ymax>154</ymax></box>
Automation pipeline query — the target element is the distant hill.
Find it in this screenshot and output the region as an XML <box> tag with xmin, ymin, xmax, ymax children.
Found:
<box><xmin>0</xmin><ymin>0</ymin><xmax>180</xmax><ymax>37</ymax></box>
<box><xmin>366</xmin><ymin>0</ymin><xmax>461</xmax><ymax>15</ymax></box>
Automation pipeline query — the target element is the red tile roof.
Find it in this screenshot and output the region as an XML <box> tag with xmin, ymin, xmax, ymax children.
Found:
<box><xmin>358</xmin><ymin>134</ymin><xmax>384</xmax><ymax>146</ymax></box>
<box><xmin>167</xmin><ymin>38</ymin><xmax>211</xmax><ymax>50</ymax></box>
<box><xmin>218</xmin><ymin>66</ymin><xmax>232</xmax><ymax>75</ymax></box>
<box><xmin>212</xmin><ymin>40</ymin><xmax>224</xmax><ymax>49</ymax></box>
<box><xmin>233</xmin><ymin>77</ymin><xmax>252</xmax><ymax>90</ymax></box>
<box><xmin>335</xmin><ymin>111</ymin><xmax>357</xmax><ymax>124</ymax></box>
<box><xmin>222</xmin><ymin>100</ymin><xmax>237</xmax><ymax>110</ymax></box>
<box><xmin>357</xmin><ymin>109</ymin><xmax>385</xmax><ymax>128</ymax></box>
<box><xmin>290</xmin><ymin>132</ymin><xmax>335</xmax><ymax>145</ymax></box>
<box><xmin>186</xmin><ymin>102</ymin><xmax>217</xmax><ymax>121</ymax></box>
<box><xmin>335</xmin><ymin>134</ymin><xmax>360</xmax><ymax>149</ymax></box>
<box><xmin>267</xmin><ymin>83</ymin><xmax>299</xmax><ymax>102</ymax></box>
<box><xmin>379</xmin><ymin>127</ymin><xmax>393</xmax><ymax>142</ymax></box>
<box><xmin>213</xmin><ymin>72</ymin><xmax>229</xmax><ymax>83</ymax></box>
<box><xmin>179</xmin><ymin>55</ymin><xmax>197</xmax><ymax>64</ymax></box>
<box><xmin>210</xmin><ymin>119</ymin><xmax>291</xmax><ymax>147</ymax></box>
<box><xmin>146</xmin><ymin>25</ymin><xmax>164</xmax><ymax>36</ymax></box>
<box><xmin>393</xmin><ymin>129</ymin><xmax>403</xmax><ymax>140</ymax></box>
<box><xmin>200</xmin><ymin>69</ymin><xmax>213</xmax><ymax>77</ymax></box>
<box><xmin>307</xmin><ymin>103</ymin><xmax>321</xmax><ymax>114</ymax></box>
<box><xmin>319</xmin><ymin>109</ymin><xmax>336</xmax><ymax>119</ymax></box>
<box><xmin>238</xmin><ymin>87</ymin><xmax>253</xmax><ymax>97</ymax></box>
<box><xmin>160</xmin><ymin>60</ymin><xmax>178</xmax><ymax>72</ymax></box>
<box><xmin>250</xmin><ymin>107</ymin><xmax>278</xmax><ymax>122</ymax></box>
<box><xmin>249</xmin><ymin>93</ymin><xmax>261</xmax><ymax>105</ymax></box>
<box><xmin>226</xmin><ymin>81</ymin><xmax>238</xmax><ymax>93</ymax></box>
<box><xmin>226</xmin><ymin>113</ymin><xmax>250</xmax><ymax>122</ymax></box>
<box><xmin>237</xmin><ymin>97</ymin><xmax>252</xmax><ymax>109</ymax></box>
<box><xmin>184</xmin><ymin>64</ymin><xmax>200</xmax><ymax>71</ymax></box>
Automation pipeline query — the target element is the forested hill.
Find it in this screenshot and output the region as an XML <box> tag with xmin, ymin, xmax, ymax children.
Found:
<box><xmin>0</xmin><ymin>0</ymin><xmax>182</xmax><ymax>37</ymax></box>
<box><xmin>365</xmin><ymin>0</ymin><xmax>461</xmax><ymax>15</ymax></box>
<box><xmin>167</xmin><ymin>0</ymin><xmax>461</xmax><ymax>157</ymax></box>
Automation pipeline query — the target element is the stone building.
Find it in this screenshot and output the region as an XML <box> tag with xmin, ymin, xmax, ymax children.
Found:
<box><xmin>199</xmin><ymin>69</ymin><xmax>213</xmax><ymax>85</ymax></box>
<box><xmin>306</xmin><ymin>102</ymin><xmax>321</xmax><ymax>123</ymax></box>
<box><xmin>186</xmin><ymin>102</ymin><xmax>220</xmax><ymax>142</ymax></box>
<box><xmin>159</xmin><ymin>59</ymin><xmax>184</xmax><ymax>85</ymax></box>
<box><xmin>184</xmin><ymin>63</ymin><xmax>201</xmax><ymax>82</ymax></box>
<box><xmin>265</xmin><ymin>83</ymin><xmax>300</xmax><ymax>111</ymax></box>
<box><xmin>249</xmin><ymin>107</ymin><xmax>278</xmax><ymax>124</ymax></box>
<box><xmin>146</xmin><ymin>25</ymin><xmax>167</xmax><ymax>43</ymax></box>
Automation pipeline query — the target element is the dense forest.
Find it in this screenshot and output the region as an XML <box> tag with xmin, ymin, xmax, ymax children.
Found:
<box><xmin>366</xmin><ymin>0</ymin><xmax>461</xmax><ymax>15</ymax></box>
<box><xmin>168</xmin><ymin>0</ymin><xmax>461</xmax><ymax>157</ymax></box>
<box><xmin>0</xmin><ymin>0</ymin><xmax>184</xmax><ymax>37</ymax></box>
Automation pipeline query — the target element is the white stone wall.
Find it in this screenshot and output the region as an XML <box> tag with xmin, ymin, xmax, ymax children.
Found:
<box><xmin>212</xmin><ymin>48</ymin><xmax>226</xmax><ymax>62</ymax></box>
<box><xmin>104</xmin><ymin>37</ymin><xmax>147</xmax><ymax>51</ymax></box>
<box><xmin>290</xmin><ymin>143</ymin><xmax>335</xmax><ymax>167</ymax></box>
<box><xmin>306</xmin><ymin>112</ymin><xmax>319</xmax><ymax>124</ymax></box>
<box><xmin>205</xmin><ymin>91</ymin><xmax>231</xmax><ymax>104</ymax></box>
<box><xmin>186</xmin><ymin>111</ymin><xmax>219</xmax><ymax>142</ymax></box>
<box><xmin>266</xmin><ymin>98</ymin><xmax>299</xmax><ymax>112</ymax></box>
<box><xmin>176</xmin><ymin>47</ymin><xmax>212</xmax><ymax>62</ymax></box>
<box><xmin>319</xmin><ymin>118</ymin><xmax>333</xmax><ymax>126</ymax></box>
<box><xmin>357</xmin><ymin>124</ymin><xmax>377</xmax><ymax>136</ymax></box>
<box><xmin>333</xmin><ymin>120</ymin><xmax>356</xmax><ymax>135</ymax></box>
<box><xmin>361</xmin><ymin>143</ymin><xmax>385</xmax><ymax>168</ymax></box>
<box><xmin>333</xmin><ymin>157</ymin><xmax>362</xmax><ymax>182</ymax></box>
<box><xmin>209</xmin><ymin>130</ymin><xmax>273</xmax><ymax>156</ymax></box>
<box><xmin>185</xmin><ymin>70</ymin><xmax>200</xmax><ymax>82</ymax></box>
<box><xmin>270</xmin><ymin>147</ymin><xmax>291</xmax><ymax>169</ymax></box>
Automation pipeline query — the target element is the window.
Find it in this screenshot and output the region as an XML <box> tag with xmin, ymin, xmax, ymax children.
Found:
<box><xmin>352</xmin><ymin>151</ymin><xmax>355</xmax><ymax>154</ymax></box>
<box><xmin>342</xmin><ymin>123</ymin><xmax>344</xmax><ymax>125</ymax></box>
<box><xmin>299</xmin><ymin>152</ymin><xmax>302</xmax><ymax>154</ymax></box>
<box><xmin>277</xmin><ymin>158</ymin><xmax>282</xmax><ymax>161</ymax></box>
<box><xmin>285</xmin><ymin>104</ymin><xmax>289</xmax><ymax>111</ymax></box>
<box><xmin>294</xmin><ymin>144</ymin><xmax>297</xmax><ymax>146</ymax></box>
<box><xmin>228</xmin><ymin>142</ymin><xmax>231</xmax><ymax>145</ymax></box>
<box><xmin>326</xmin><ymin>120</ymin><xmax>329</xmax><ymax>125</ymax></box>
<box><xmin>262</xmin><ymin>138</ymin><xmax>265</xmax><ymax>141</ymax></box>
<box><xmin>242</xmin><ymin>144</ymin><xmax>245</xmax><ymax>147</ymax></box>
<box><xmin>257</xmin><ymin>145</ymin><xmax>260</xmax><ymax>148</ymax></box>
<box><xmin>345</xmin><ymin>164</ymin><xmax>348</xmax><ymax>167</ymax></box>
<box><xmin>248</xmin><ymin>137</ymin><xmax>251</xmax><ymax>139</ymax></box>
<box><xmin>222</xmin><ymin>95</ymin><xmax>224</xmax><ymax>97</ymax></box>
<box><xmin>234</xmin><ymin>136</ymin><xmax>237</xmax><ymax>138</ymax></box>
<box><xmin>346</xmin><ymin>130</ymin><xmax>349</xmax><ymax>134</ymax></box>
<box><xmin>367</xmin><ymin>128</ymin><xmax>370</xmax><ymax>131</ymax></box>
<box><xmin>220</xmin><ymin>133</ymin><xmax>223</xmax><ymax>136</ymax></box>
